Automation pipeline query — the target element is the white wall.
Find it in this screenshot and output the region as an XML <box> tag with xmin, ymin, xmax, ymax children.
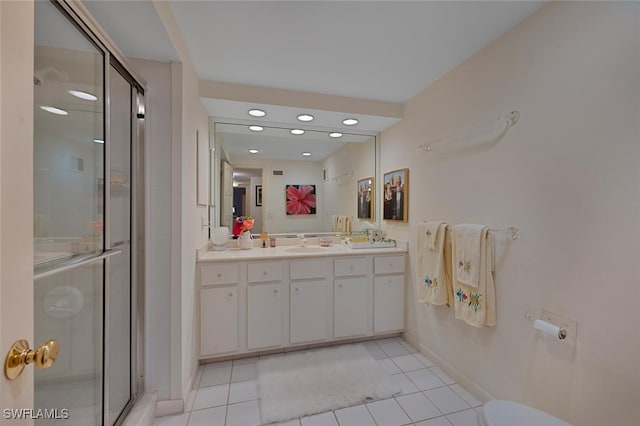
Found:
<box><xmin>322</xmin><ymin>139</ymin><xmax>376</xmax><ymax>231</ymax></box>
<box><xmin>178</xmin><ymin>57</ymin><xmax>209</xmax><ymax>405</ymax></box>
<box><xmin>151</xmin><ymin>1</ymin><xmax>210</xmax><ymax>405</ymax></box>
<box><xmin>381</xmin><ymin>3</ymin><xmax>640</xmax><ymax>425</ymax></box>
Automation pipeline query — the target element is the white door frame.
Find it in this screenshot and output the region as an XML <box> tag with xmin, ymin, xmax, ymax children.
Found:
<box><xmin>0</xmin><ymin>0</ymin><xmax>35</xmax><ymax>423</ymax></box>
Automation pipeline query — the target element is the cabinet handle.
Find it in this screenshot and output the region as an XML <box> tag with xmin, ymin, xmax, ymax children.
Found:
<box><xmin>273</xmin><ymin>289</ymin><xmax>278</xmax><ymax>294</ymax></box>
<box><xmin>349</xmin><ymin>265</ymin><xmax>354</xmax><ymax>270</ymax></box>
<box><xmin>217</xmin><ymin>273</ymin><xmax>222</xmax><ymax>278</ymax></box>
<box><xmin>294</xmin><ymin>288</ymin><xmax>299</xmax><ymax>292</ymax></box>
<box><xmin>228</xmin><ymin>292</ymin><xmax>233</xmax><ymax>297</ymax></box>
<box><xmin>262</xmin><ymin>271</ymin><xmax>267</xmax><ymax>276</ymax></box>
<box><xmin>338</xmin><ymin>284</ymin><xmax>343</xmax><ymax>288</ymax></box>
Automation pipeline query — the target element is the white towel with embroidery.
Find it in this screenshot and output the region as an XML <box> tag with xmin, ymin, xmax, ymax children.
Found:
<box><xmin>422</xmin><ymin>221</ymin><xmax>441</xmax><ymax>250</ymax></box>
<box><xmin>451</xmin><ymin>226</ymin><xmax>496</xmax><ymax>327</ymax></box>
<box><xmin>417</xmin><ymin>222</ymin><xmax>449</xmax><ymax>305</ymax></box>
<box><xmin>452</xmin><ymin>224</ymin><xmax>484</xmax><ymax>288</ymax></box>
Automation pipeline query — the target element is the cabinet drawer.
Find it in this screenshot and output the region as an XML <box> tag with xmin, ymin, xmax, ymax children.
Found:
<box><xmin>374</xmin><ymin>255</ymin><xmax>405</xmax><ymax>275</ymax></box>
<box><xmin>290</xmin><ymin>259</ymin><xmax>330</xmax><ymax>280</ymax></box>
<box><xmin>248</xmin><ymin>262</ymin><xmax>283</xmax><ymax>283</ymax></box>
<box><xmin>334</xmin><ymin>257</ymin><xmax>370</xmax><ymax>277</ymax></box>
<box><xmin>200</xmin><ymin>263</ymin><xmax>239</xmax><ymax>285</ymax></box>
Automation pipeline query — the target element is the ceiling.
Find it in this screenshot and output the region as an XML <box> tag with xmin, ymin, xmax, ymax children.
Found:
<box><xmin>84</xmin><ymin>1</ymin><xmax>545</xmax><ymax>159</ymax></box>
<box><xmin>168</xmin><ymin>1</ymin><xmax>544</xmax><ymax>104</ymax></box>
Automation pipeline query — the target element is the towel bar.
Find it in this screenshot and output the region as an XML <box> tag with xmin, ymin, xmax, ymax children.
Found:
<box><xmin>419</xmin><ymin>111</ymin><xmax>520</xmax><ymax>152</ymax></box>
<box><xmin>419</xmin><ymin>223</ymin><xmax>520</xmax><ymax>241</ymax></box>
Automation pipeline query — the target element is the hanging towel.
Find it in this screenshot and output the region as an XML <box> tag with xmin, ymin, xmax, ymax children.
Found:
<box><xmin>422</xmin><ymin>221</ymin><xmax>441</xmax><ymax>250</ymax></box>
<box><xmin>417</xmin><ymin>222</ymin><xmax>451</xmax><ymax>305</ymax></box>
<box><xmin>451</xmin><ymin>226</ymin><xmax>496</xmax><ymax>327</ymax></box>
<box><xmin>452</xmin><ymin>224</ymin><xmax>485</xmax><ymax>288</ymax></box>
<box><xmin>332</xmin><ymin>215</ymin><xmax>351</xmax><ymax>233</ymax></box>
<box><xmin>331</xmin><ymin>215</ymin><xmax>339</xmax><ymax>232</ymax></box>
<box><xmin>344</xmin><ymin>216</ymin><xmax>351</xmax><ymax>233</ymax></box>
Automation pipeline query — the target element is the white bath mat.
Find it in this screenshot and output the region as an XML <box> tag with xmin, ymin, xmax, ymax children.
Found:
<box><xmin>256</xmin><ymin>344</ymin><xmax>401</xmax><ymax>424</ymax></box>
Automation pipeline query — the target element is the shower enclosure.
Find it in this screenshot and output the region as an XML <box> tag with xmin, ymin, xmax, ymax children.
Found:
<box><xmin>33</xmin><ymin>1</ymin><xmax>145</xmax><ymax>424</ymax></box>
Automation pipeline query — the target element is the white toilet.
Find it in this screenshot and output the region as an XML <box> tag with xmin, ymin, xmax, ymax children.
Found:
<box><xmin>479</xmin><ymin>400</ymin><xmax>572</xmax><ymax>426</ymax></box>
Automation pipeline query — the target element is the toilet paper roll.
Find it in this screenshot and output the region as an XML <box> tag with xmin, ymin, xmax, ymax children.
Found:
<box><xmin>534</xmin><ymin>319</ymin><xmax>561</xmax><ymax>337</ymax></box>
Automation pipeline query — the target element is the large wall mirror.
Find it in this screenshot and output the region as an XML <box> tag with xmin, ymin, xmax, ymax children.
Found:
<box><xmin>211</xmin><ymin>121</ymin><xmax>378</xmax><ymax>235</ymax></box>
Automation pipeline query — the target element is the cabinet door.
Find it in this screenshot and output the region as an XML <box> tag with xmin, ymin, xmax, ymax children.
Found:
<box><xmin>201</xmin><ymin>287</ymin><xmax>239</xmax><ymax>355</ymax></box>
<box><xmin>334</xmin><ymin>278</ymin><xmax>368</xmax><ymax>338</ymax></box>
<box><xmin>374</xmin><ymin>275</ymin><xmax>405</xmax><ymax>333</ymax></box>
<box><xmin>290</xmin><ymin>280</ymin><xmax>327</xmax><ymax>343</ymax></box>
<box><xmin>248</xmin><ymin>283</ymin><xmax>283</xmax><ymax>350</ymax></box>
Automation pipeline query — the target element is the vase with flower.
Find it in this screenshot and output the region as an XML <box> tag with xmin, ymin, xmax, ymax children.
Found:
<box><xmin>233</xmin><ymin>216</ymin><xmax>255</xmax><ymax>249</ymax></box>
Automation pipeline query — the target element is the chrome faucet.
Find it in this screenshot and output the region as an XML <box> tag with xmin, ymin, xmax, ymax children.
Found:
<box><xmin>297</xmin><ymin>233</ymin><xmax>306</xmax><ymax>247</ymax></box>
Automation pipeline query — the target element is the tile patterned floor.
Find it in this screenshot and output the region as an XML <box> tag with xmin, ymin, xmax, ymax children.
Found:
<box><xmin>153</xmin><ymin>338</ymin><xmax>483</xmax><ymax>426</ymax></box>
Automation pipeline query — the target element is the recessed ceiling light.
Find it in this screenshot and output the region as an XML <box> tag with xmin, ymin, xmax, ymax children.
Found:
<box><xmin>249</xmin><ymin>125</ymin><xmax>264</xmax><ymax>132</ymax></box>
<box><xmin>297</xmin><ymin>114</ymin><xmax>314</xmax><ymax>122</ymax></box>
<box><xmin>40</xmin><ymin>106</ymin><xmax>68</xmax><ymax>116</ymax></box>
<box><xmin>342</xmin><ymin>118</ymin><xmax>358</xmax><ymax>126</ymax></box>
<box><xmin>248</xmin><ymin>109</ymin><xmax>266</xmax><ymax>117</ymax></box>
<box><xmin>93</xmin><ymin>139</ymin><xmax>104</xmax><ymax>144</ymax></box>
<box><xmin>329</xmin><ymin>132</ymin><xmax>343</xmax><ymax>138</ymax></box>
<box><xmin>248</xmin><ymin>149</ymin><xmax>259</xmax><ymax>154</ymax></box>
<box><xmin>301</xmin><ymin>152</ymin><xmax>312</xmax><ymax>157</ymax></box>
<box><xmin>291</xmin><ymin>129</ymin><xmax>305</xmax><ymax>135</ymax></box>
<box><xmin>69</xmin><ymin>90</ymin><xmax>97</xmax><ymax>101</ymax></box>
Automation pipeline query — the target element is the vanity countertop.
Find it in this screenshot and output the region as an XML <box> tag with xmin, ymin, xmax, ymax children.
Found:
<box><xmin>197</xmin><ymin>243</ymin><xmax>407</xmax><ymax>262</ymax></box>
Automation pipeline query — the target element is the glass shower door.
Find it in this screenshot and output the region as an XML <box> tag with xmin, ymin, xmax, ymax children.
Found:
<box><xmin>33</xmin><ymin>1</ymin><xmax>106</xmax><ymax>425</ymax></box>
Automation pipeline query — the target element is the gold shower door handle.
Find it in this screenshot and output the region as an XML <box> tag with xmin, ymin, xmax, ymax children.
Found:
<box><xmin>4</xmin><ymin>339</ymin><xmax>59</xmax><ymax>380</ymax></box>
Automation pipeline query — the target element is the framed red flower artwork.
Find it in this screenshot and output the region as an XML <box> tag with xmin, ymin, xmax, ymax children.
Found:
<box><xmin>285</xmin><ymin>184</ymin><xmax>316</xmax><ymax>215</ymax></box>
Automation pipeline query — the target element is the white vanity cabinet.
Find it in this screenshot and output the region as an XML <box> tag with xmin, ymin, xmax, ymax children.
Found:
<box><xmin>246</xmin><ymin>261</ymin><xmax>285</xmax><ymax>350</ymax></box>
<box><xmin>334</xmin><ymin>257</ymin><xmax>371</xmax><ymax>338</ymax></box>
<box><xmin>373</xmin><ymin>255</ymin><xmax>406</xmax><ymax>333</ymax></box>
<box><xmin>289</xmin><ymin>259</ymin><xmax>330</xmax><ymax>344</ymax></box>
<box><xmin>290</xmin><ymin>280</ymin><xmax>328</xmax><ymax>343</ymax></box>
<box><xmin>247</xmin><ymin>282</ymin><xmax>283</xmax><ymax>350</ymax></box>
<box><xmin>197</xmin><ymin>248</ymin><xmax>406</xmax><ymax>359</ymax></box>
<box><xmin>200</xmin><ymin>286</ymin><xmax>239</xmax><ymax>355</ymax></box>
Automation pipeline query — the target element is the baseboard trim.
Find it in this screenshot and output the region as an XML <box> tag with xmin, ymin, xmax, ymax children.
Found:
<box><xmin>199</xmin><ymin>333</ymin><xmax>403</xmax><ymax>364</ymax></box>
<box><xmin>402</xmin><ymin>331</ymin><xmax>495</xmax><ymax>404</ymax></box>
<box><xmin>121</xmin><ymin>391</ymin><xmax>157</xmax><ymax>426</ymax></box>
<box><xmin>155</xmin><ymin>398</ymin><xmax>184</xmax><ymax>418</ymax></box>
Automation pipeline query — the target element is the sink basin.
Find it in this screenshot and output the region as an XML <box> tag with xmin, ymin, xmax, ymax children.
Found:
<box><xmin>284</xmin><ymin>246</ymin><xmax>328</xmax><ymax>254</ymax></box>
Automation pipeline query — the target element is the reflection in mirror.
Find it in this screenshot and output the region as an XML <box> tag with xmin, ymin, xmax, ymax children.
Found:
<box><xmin>34</xmin><ymin>0</ymin><xmax>105</xmax><ymax>265</ymax></box>
<box><xmin>212</xmin><ymin>122</ymin><xmax>377</xmax><ymax>235</ymax></box>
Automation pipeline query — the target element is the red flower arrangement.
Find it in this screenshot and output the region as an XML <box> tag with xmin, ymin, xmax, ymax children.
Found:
<box><xmin>232</xmin><ymin>216</ymin><xmax>254</xmax><ymax>236</ymax></box>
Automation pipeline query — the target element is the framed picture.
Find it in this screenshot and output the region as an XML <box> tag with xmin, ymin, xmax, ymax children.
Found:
<box><xmin>285</xmin><ymin>184</ymin><xmax>316</xmax><ymax>215</ymax></box>
<box><xmin>255</xmin><ymin>185</ymin><xmax>263</xmax><ymax>206</ymax></box>
<box><xmin>357</xmin><ymin>177</ymin><xmax>374</xmax><ymax>220</ymax></box>
<box><xmin>383</xmin><ymin>168</ymin><xmax>409</xmax><ymax>222</ymax></box>
<box><xmin>196</xmin><ymin>130</ymin><xmax>209</xmax><ymax>206</ymax></box>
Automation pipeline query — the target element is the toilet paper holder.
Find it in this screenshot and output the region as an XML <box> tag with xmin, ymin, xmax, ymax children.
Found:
<box><xmin>525</xmin><ymin>309</ymin><xmax>577</xmax><ymax>341</ymax></box>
